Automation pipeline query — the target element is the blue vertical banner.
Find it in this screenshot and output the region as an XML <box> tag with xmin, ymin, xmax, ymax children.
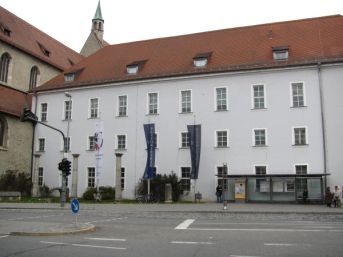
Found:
<box><xmin>143</xmin><ymin>123</ymin><xmax>155</xmax><ymax>180</ymax></box>
<box><xmin>188</xmin><ymin>124</ymin><xmax>201</xmax><ymax>179</ymax></box>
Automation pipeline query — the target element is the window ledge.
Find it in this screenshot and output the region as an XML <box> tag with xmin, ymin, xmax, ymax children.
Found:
<box><xmin>251</xmin><ymin>108</ymin><xmax>268</xmax><ymax>111</ymax></box>
<box><xmin>179</xmin><ymin>111</ymin><xmax>193</xmax><ymax>115</ymax></box>
<box><xmin>115</xmin><ymin>148</ymin><xmax>127</xmax><ymax>151</ymax></box>
<box><xmin>116</xmin><ymin>115</ymin><xmax>128</xmax><ymax>118</ymax></box>
<box><xmin>215</xmin><ymin>146</ymin><xmax>229</xmax><ymax>149</ymax></box>
<box><xmin>214</xmin><ymin>109</ymin><xmax>228</xmax><ymax>112</ymax></box>
<box><xmin>292</xmin><ymin>144</ymin><xmax>309</xmax><ymax>147</ymax></box>
<box><xmin>179</xmin><ymin>147</ymin><xmax>190</xmax><ymax>150</ymax></box>
<box><xmin>146</xmin><ymin>113</ymin><xmax>159</xmax><ymax>116</ymax></box>
<box><xmin>290</xmin><ymin>106</ymin><xmax>307</xmax><ymax>109</ymax></box>
<box><xmin>62</xmin><ymin>119</ymin><xmax>72</xmax><ymax>121</ymax></box>
<box><xmin>86</xmin><ymin>149</ymin><xmax>95</xmax><ymax>152</ymax></box>
<box><xmin>0</xmin><ymin>146</ymin><xmax>8</xmax><ymax>152</ymax></box>
<box><xmin>252</xmin><ymin>145</ymin><xmax>268</xmax><ymax>148</ymax></box>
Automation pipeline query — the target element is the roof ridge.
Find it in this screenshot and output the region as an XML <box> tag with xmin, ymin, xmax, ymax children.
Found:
<box><xmin>0</xmin><ymin>6</ymin><xmax>80</xmax><ymax>56</ymax></box>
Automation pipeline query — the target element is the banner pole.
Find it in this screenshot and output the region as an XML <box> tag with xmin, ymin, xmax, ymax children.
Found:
<box><xmin>147</xmin><ymin>179</ymin><xmax>150</xmax><ymax>202</ymax></box>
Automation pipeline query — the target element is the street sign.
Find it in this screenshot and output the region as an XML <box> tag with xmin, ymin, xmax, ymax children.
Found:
<box><xmin>71</xmin><ymin>198</ymin><xmax>80</xmax><ymax>214</ymax></box>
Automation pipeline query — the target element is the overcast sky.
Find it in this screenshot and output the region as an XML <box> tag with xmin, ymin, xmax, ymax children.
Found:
<box><xmin>1</xmin><ymin>0</ymin><xmax>343</xmax><ymax>52</ymax></box>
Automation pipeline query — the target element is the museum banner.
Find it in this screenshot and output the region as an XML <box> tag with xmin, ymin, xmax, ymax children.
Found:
<box><xmin>188</xmin><ymin>124</ymin><xmax>201</xmax><ymax>179</ymax></box>
<box><xmin>143</xmin><ymin>123</ymin><xmax>155</xmax><ymax>179</ymax></box>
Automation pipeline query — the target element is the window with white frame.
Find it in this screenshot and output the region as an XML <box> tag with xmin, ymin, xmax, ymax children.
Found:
<box><xmin>180</xmin><ymin>90</ymin><xmax>192</xmax><ymax>113</ymax></box>
<box><xmin>64</xmin><ymin>100</ymin><xmax>72</xmax><ymax>120</ymax></box>
<box><xmin>217</xmin><ymin>165</ymin><xmax>228</xmax><ymax>190</ymax></box>
<box><xmin>63</xmin><ymin>137</ymin><xmax>70</xmax><ymax>152</ymax></box>
<box><xmin>216</xmin><ymin>87</ymin><xmax>227</xmax><ymax>111</ymax></box>
<box><xmin>116</xmin><ymin>135</ymin><xmax>126</xmax><ymax>150</ymax></box>
<box><xmin>216</xmin><ymin>130</ymin><xmax>228</xmax><ymax>148</ymax></box>
<box><xmin>121</xmin><ymin>167</ymin><xmax>125</xmax><ymax>190</ymax></box>
<box><xmin>38</xmin><ymin>138</ymin><xmax>45</xmax><ymax>152</ymax></box>
<box><xmin>89</xmin><ymin>98</ymin><xmax>99</xmax><ymax>118</ymax></box>
<box><xmin>148</xmin><ymin>93</ymin><xmax>158</xmax><ymax>115</ymax></box>
<box><xmin>252</xmin><ymin>85</ymin><xmax>265</xmax><ymax>109</ymax></box>
<box><xmin>118</xmin><ymin>95</ymin><xmax>127</xmax><ymax>116</ymax></box>
<box><xmin>88</xmin><ymin>136</ymin><xmax>96</xmax><ymax>151</ymax></box>
<box><xmin>38</xmin><ymin>167</ymin><xmax>44</xmax><ymax>187</ymax></box>
<box><xmin>181</xmin><ymin>167</ymin><xmax>191</xmax><ymax>191</ymax></box>
<box><xmin>293</xmin><ymin>127</ymin><xmax>307</xmax><ymax>145</ymax></box>
<box><xmin>180</xmin><ymin>132</ymin><xmax>190</xmax><ymax>148</ymax></box>
<box><xmin>291</xmin><ymin>82</ymin><xmax>305</xmax><ymax>107</ymax></box>
<box><xmin>41</xmin><ymin>103</ymin><xmax>47</xmax><ymax>122</ymax></box>
<box><xmin>87</xmin><ymin>167</ymin><xmax>95</xmax><ymax>188</ymax></box>
<box><xmin>253</xmin><ymin>129</ymin><xmax>266</xmax><ymax>146</ymax></box>
<box><xmin>255</xmin><ymin>166</ymin><xmax>269</xmax><ymax>192</ymax></box>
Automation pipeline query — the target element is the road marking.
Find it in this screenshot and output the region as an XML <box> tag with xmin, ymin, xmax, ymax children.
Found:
<box><xmin>0</xmin><ymin>235</ymin><xmax>9</xmax><ymax>239</ymax></box>
<box><xmin>84</xmin><ymin>237</ymin><xmax>127</xmax><ymax>241</ymax></box>
<box><xmin>40</xmin><ymin>241</ymin><xmax>66</xmax><ymax>245</ymax></box>
<box><xmin>230</xmin><ymin>255</ymin><xmax>261</xmax><ymax>257</ymax></box>
<box><xmin>41</xmin><ymin>241</ymin><xmax>126</xmax><ymax>250</ymax></box>
<box><xmin>171</xmin><ymin>241</ymin><xmax>214</xmax><ymax>245</ymax></box>
<box><xmin>175</xmin><ymin>219</ymin><xmax>195</xmax><ymax>230</ymax></box>
<box><xmin>71</xmin><ymin>243</ymin><xmax>126</xmax><ymax>250</ymax></box>
<box><xmin>264</xmin><ymin>243</ymin><xmax>312</xmax><ymax>247</ymax></box>
<box><xmin>188</xmin><ymin>228</ymin><xmax>343</xmax><ymax>232</ymax></box>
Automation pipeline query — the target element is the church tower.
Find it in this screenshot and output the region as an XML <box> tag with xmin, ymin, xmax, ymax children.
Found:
<box><xmin>92</xmin><ymin>1</ymin><xmax>104</xmax><ymax>43</ymax></box>
<box><xmin>80</xmin><ymin>1</ymin><xmax>108</xmax><ymax>57</ymax></box>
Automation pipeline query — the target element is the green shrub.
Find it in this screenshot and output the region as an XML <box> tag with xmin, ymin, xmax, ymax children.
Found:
<box><xmin>136</xmin><ymin>172</ymin><xmax>183</xmax><ymax>202</ymax></box>
<box><xmin>39</xmin><ymin>184</ymin><xmax>51</xmax><ymax>198</ymax></box>
<box><xmin>0</xmin><ymin>170</ymin><xmax>32</xmax><ymax>196</ymax></box>
<box><xmin>82</xmin><ymin>186</ymin><xmax>115</xmax><ymax>201</ymax></box>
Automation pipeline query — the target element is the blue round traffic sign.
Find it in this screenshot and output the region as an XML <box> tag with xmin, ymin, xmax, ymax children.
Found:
<box><xmin>71</xmin><ymin>198</ymin><xmax>80</xmax><ymax>214</ymax></box>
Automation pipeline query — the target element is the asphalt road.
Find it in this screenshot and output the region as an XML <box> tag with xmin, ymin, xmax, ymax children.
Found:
<box><xmin>1</xmin><ymin>208</ymin><xmax>343</xmax><ymax>257</ymax></box>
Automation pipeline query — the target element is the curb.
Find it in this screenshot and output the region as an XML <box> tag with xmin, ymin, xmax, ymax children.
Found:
<box><xmin>9</xmin><ymin>223</ymin><xmax>96</xmax><ymax>236</ymax></box>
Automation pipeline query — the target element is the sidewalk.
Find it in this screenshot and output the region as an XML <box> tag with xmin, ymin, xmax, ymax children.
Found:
<box><xmin>1</xmin><ymin>202</ymin><xmax>342</xmax><ymax>236</ymax></box>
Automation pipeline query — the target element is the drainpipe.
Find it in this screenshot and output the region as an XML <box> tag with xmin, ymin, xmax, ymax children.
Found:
<box><xmin>317</xmin><ymin>62</ymin><xmax>328</xmax><ymax>191</ymax></box>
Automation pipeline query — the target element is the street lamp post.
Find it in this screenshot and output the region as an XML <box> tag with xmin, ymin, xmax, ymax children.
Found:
<box><xmin>60</xmin><ymin>92</ymin><xmax>72</xmax><ymax>207</ymax></box>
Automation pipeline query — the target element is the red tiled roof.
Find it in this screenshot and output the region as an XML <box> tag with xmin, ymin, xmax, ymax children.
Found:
<box><xmin>37</xmin><ymin>15</ymin><xmax>343</xmax><ymax>92</ymax></box>
<box><xmin>0</xmin><ymin>85</ymin><xmax>31</xmax><ymax>117</ymax></box>
<box><xmin>0</xmin><ymin>6</ymin><xmax>83</xmax><ymax>71</ymax></box>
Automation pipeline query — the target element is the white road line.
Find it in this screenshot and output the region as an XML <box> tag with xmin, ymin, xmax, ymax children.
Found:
<box><xmin>171</xmin><ymin>241</ymin><xmax>214</xmax><ymax>245</ymax></box>
<box><xmin>84</xmin><ymin>237</ymin><xmax>127</xmax><ymax>241</ymax></box>
<box><xmin>40</xmin><ymin>241</ymin><xmax>126</xmax><ymax>250</ymax></box>
<box><xmin>175</xmin><ymin>219</ymin><xmax>195</xmax><ymax>230</ymax></box>
<box><xmin>230</xmin><ymin>255</ymin><xmax>261</xmax><ymax>257</ymax></box>
<box><xmin>40</xmin><ymin>241</ymin><xmax>66</xmax><ymax>245</ymax></box>
<box><xmin>264</xmin><ymin>243</ymin><xmax>312</xmax><ymax>247</ymax></box>
<box><xmin>188</xmin><ymin>228</ymin><xmax>343</xmax><ymax>232</ymax></box>
<box><xmin>0</xmin><ymin>235</ymin><xmax>9</xmax><ymax>239</ymax></box>
<box><xmin>71</xmin><ymin>243</ymin><xmax>126</xmax><ymax>250</ymax></box>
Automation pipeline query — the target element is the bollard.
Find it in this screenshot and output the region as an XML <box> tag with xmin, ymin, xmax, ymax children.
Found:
<box><xmin>223</xmin><ymin>200</ymin><xmax>228</xmax><ymax>210</ymax></box>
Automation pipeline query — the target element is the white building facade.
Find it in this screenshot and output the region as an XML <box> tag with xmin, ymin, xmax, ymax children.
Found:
<box><xmin>32</xmin><ymin>15</ymin><xmax>343</xmax><ymax>202</ymax></box>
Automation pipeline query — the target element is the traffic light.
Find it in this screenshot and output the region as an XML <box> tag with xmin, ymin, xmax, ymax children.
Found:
<box><xmin>63</xmin><ymin>159</ymin><xmax>71</xmax><ymax>176</ymax></box>
<box><xmin>58</xmin><ymin>158</ymin><xmax>71</xmax><ymax>176</ymax></box>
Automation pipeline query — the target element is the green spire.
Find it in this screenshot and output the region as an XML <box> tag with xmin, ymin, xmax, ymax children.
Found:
<box><xmin>93</xmin><ymin>1</ymin><xmax>103</xmax><ymax>21</ymax></box>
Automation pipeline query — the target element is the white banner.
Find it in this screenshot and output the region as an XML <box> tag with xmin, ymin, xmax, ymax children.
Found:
<box><xmin>95</xmin><ymin>120</ymin><xmax>104</xmax><ymax>179</ymax></box>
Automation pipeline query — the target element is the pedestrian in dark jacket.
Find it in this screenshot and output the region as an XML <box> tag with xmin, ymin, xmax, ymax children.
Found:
<box><xmin>216</xmin><ymin>185</ymin><xmax>223</xmax><ymax>203</ymax></box>
<box><xmin>325</xmin><ymin>187</ymin><xmax>333</xmax><ymax>207</ymax></box>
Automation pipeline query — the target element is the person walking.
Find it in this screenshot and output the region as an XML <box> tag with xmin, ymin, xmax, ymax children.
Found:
<box><xmin>333</xmin><ymin>186</ymin><xmax>342</xmax><ymax>208</ymax></box>
<box><xmin>325</xmin><ymin>187</ymin><xmax>333</xmax><ymax>207</ymax></box>
<box><xmin>216</xmin><ymin>185</ymin><xmax>223</xmax><ymax>203</ymax></box>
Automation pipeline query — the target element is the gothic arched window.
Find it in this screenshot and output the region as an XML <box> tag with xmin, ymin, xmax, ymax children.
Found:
<box><xmin>29</xmin><ymin>66</ymin><xmax>40</xmax><ymax>90</ymax></box>
<box><xmin>0</xmin><ymin>115</ymin><xmax>8</xmax><ymax>148</ymax></box>
<box><xmin>0</xmin><ymin>52</ymin><xmax>11</xmax><ymax>83</ymax></box>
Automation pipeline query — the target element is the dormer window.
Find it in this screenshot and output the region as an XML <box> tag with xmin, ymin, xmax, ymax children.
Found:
<box><xmin>64</xmin><ymin>73</ymin><xmax>75</xmax><ymax>82</ymax></box>
<box><xmin>37</xmin><ymin>42</ymin><xmax>50</xmax><ymax>57</ymax></box>
<box><xmin>0</xmin><ymin>23</ymin><xmax>11</xmax><ymax>37</ymax></box>
<box><xmin>193</xmin><ymin>52</ymin><xmax>212</xmax><ymax>68</ymax></box>
<box><xmin>272</xmin><ymin>46</ymin><xmax>289</xmax><ymax>61</ymax></box>
<box><xmin>126</xmin><ymin>60</ymin><xmax>147</xmax><ymax>75</ymax></box>
<box><xmin>64</xmin><ymin>68</ymin><xmax>84</xmax><ymax>82</ymax></box>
